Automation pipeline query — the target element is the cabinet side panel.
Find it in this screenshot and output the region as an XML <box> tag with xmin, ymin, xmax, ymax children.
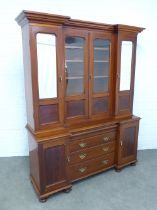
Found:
<box><xmin>28</xmin><ymin>132</ymin><xmax>40</xmax><ymax>189</ymax></box>
<box><xmin>22</xmin><ymin>25</ymin><xmax>34</xmax><ymax>129</ymax></box>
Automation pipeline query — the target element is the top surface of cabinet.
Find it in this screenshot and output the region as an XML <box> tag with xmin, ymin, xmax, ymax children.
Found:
<box><xmin>16</xmin><ymin>10</ymin><xmax>144</xmax><ymax>32</ymax></box>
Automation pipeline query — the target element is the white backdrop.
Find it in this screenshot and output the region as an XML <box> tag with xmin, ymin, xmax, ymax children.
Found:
<box><xmin>0</xmin><ymin>0</ymin><xmax>157</xmax><ymax>156</ymax></box>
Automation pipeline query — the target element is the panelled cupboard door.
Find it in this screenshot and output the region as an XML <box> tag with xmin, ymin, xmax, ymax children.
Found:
<box><xmin>30</xmin><ymin>26</ymin><xmax>64</xmax><ymax>129</ymax></box>
<box><xmin>89</xmin><ymin>32</ymin><xmax>114</xmax><ymax>119</ymax></box>
<box><xmin>63</xmin><ymin>29</ymin><xmax>89</xmax><ymax>122</ymax></box>
<box><xmin>117</xmin><ymin>120</ymin><xmax>139</xmax><ymax>166</ymax></box>
<box><xmin>41</xmin><ymin>139</ymin><xmax>70</xmax><ymax>193</ymax></box>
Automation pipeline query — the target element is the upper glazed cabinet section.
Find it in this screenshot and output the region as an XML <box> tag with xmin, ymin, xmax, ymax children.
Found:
<box><xmin>114</xmin><ymin>25</ymin><xmax>144</xmax><ymax>118</ymax></box>
<box><xmin>16</xmin><ymin>11</ymin><xmax>144</xmax><ymax>130</ymax></box>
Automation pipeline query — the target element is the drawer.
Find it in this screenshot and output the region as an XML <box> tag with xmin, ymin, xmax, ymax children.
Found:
<box><xmin>69</xmin><ymin>153</ymin><xmax>114</xmax><ymax>181</ymax></box>
<box><xmin>69</xmin><ymin>141</ymin><xmax>115</xmax><ymax>165</ymax></box>
<box><xmin>69</xmin><ymin>131</ymin><xmax>116</xmax><ymax>153</ymax></box>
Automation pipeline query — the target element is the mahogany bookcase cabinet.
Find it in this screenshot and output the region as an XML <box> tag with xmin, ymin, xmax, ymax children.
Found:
<box><xmin>16</xmin><ymin>10</ymin><xmax>144</xmax><ymax>202</ymax></box>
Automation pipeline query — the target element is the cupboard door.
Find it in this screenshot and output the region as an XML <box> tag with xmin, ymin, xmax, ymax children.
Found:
<box><xmin>30</xmin><ymin>26</ymin><xmax>64</xmax><ymax>129</ymax></box>
<box><xmin>89</xmin><ymin>32</ymin><xmax>114</xmax><ymax>118</ymax></box>
<box><xmin>117</xmin><ymin>119</ymin><xmax>140</xmax><ymax>167</ymax></box>
<box><xmin>41</xmin><ymin>139</ymin><xmax>70</xmax><ymax>193</ymax></box>
<box><xmin>64</xmin><ymin>29</ymin><xmax>89</xmax><ymax>121</ymax></box>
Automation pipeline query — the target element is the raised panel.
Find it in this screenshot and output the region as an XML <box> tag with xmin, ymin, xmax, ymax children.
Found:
<box><xmin>92</xmin><ymin>97</ymin><xmax>108</xmax><ymax>114</ymax></box>
<box><xmin>66</xmin><ymin>100</ymin><xmax>85</xmax><ymax>118</ymax></box>
<box><xmin>44</xmin><ymin>145</ymin><xmax>66</xmax><ymax>186</ymax></box>
<box><xmin>121</xmin><ymin>127</ymin><xmax>136</xmax><ymax>158</ymax></box>
<box><xmin>39</xmin><ymin>104</ymin><xmax>59</xmax><ymax>124</ymax></box>
<box><xmin>119</xmin><ymin>95</ymin><xmax>130</xmax><ymax>111</ymax></box>
<box><xmin>117</xmin><ymin>119</ymin><xmax>140</xmax><ymax>169</ymax></box>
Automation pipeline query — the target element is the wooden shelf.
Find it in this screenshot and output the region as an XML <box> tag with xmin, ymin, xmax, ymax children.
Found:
<box><xmin>94</xmin><ymin>47</ymin><xmax>109</xmax><ymax>50</ymax></box>
<box><xmin>94</xmin><ymin>76</ymin><xmax>109</xmax><ymax>79</ymax></box>
<box><xmin>94</xmin><ymin>60</ymin><xmax>109</xmax><ymax>63</ymax></box>
<box><xmin>66</xmin><ymin>76</ymin><xmax>83</xmax><ymax>79</ymax></box>
<box><xmin>65</xmin><ymin>46</ymin><xmax>83</xmax><ymax>49</ymax></box>
<box><xmin>66</xmin><ymin>60</ymin><xmax>83</xmax><ymax>62</ymax></box>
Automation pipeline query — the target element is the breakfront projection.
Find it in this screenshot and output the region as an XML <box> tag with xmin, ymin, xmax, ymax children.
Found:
<box><xmin>16</xmin><ymin>10</ymin><xmax>144</xmax><ymax>202</ymax></box>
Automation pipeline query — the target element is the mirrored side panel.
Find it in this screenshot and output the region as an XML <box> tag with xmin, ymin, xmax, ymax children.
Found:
<box><xmin>120</xmin><ymin>41</ymin><xmax>133</xmax><ymax>91</ymax></box>
<box><xmin>37</xmin><ymin>33</ymin><xmax>57</xmax><ymax>99</ymax></box>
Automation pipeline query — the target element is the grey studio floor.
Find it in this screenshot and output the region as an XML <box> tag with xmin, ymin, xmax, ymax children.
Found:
<box><xmin>0</xmin><ymin>150</ymin><xmax>157</xmax><ymax>210</ymax></box>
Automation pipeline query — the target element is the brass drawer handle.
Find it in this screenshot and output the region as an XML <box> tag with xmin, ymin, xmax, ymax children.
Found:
<box><xmin>67</xmin><ymin>156</ymin><xmax>70</xmax><ymax>162</ymax></box>
<box><xmin>79</xmin><ymin>143</ymin><xmax>87</xmax><ymax>148</ymax></box>
<box><xmin>79</xmin><ymin>153</ymin><xmax>87</xmax><ymax>160</ymax></box>
<box><xmin>103</xmin><ymin>136</ymin><xmax>110</xmax><ymax>142</ymax></box>
<box><xmin>79</xmin><ymin>167</ymin><xmax>87</xmax><ymax>173</ymax></box>
<box><xmin>103</xmin><ymin>147</ymin><xmax>109</xmax><ymax>152</ymax></box>
<box><xmin>102</xmin><ymin>160</ymin><xmax>109</xmax><ymax>165</ymax></box>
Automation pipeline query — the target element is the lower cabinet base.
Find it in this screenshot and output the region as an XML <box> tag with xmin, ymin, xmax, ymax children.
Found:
<box><xmin>115</xmin><ymin>159</ymin><xmax>137</xmax><ymax>171</ymax></box>
<box><xmin>31</xmin><ymin>162</ymin><xmax>137</xmax><ymax>202</ymax></box>
<box><xmin>30</xmin><ymin>175</ymin><xmax>72</xmax><ymax>202</ymax></box>
<box><xmin>28</xmin><ymin>116</ymin><xmax>140</xmax><ymax>202</ymax></box>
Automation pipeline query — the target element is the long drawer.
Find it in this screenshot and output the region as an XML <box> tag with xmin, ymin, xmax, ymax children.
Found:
<box><xmin>69</xmin><ymin>153</ymin><xmax>115</xmax><ymax>181</ymax></box>
<box><xmin>69</xmin><ymin>141</ymin><xmax>115</xmax><ymax>165</ymax></box>
<box><xmin>69</xmin><ymin>131</ymin><xmax>116</xmax><ymax>153</ymax></box>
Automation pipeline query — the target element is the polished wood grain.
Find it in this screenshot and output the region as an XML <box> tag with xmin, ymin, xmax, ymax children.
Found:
<box><xmin>16</xmin><ymin>10</ymin><xmax>144</xmax><ymax>201</ymax></box>
<box><xmin>69</xmin><ymin>153</ymin><xmax>115</xmax><ymax>181</ymax></box>
<box><xmin>69</xmin><ymin>141</ymin><xmax>115</xmax><ymax>164</ymax></box>
<box><xmin>69</xmin><ymin>131</ymin><xmax>116</xmax><ymax>152</ymax></box>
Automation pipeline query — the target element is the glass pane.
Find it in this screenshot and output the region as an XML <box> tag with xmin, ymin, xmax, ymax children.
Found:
<box><xmin>66</xmin><ymin>78</ymin><xmax>84</xmax><ymax>95</ymax></box>
<box><xmin>37</xmin><ymin>33</ymin><xmax>57</xmax><ymax>99</ymax></box>
<box><xmin>120</xmin><ymin>41</ymin><xmax>133</xmax><ymax>91</ymax></box>
<box><xmin>94</xmin><ymin>77</ymin><xmax>108</xmax><ymax>92</ymax></box>
<box><xmin>65</xmin><ymin>37</ymin><xmax>85</xmax><ymax>96</ymax></box>
<box><xmin>93</xmin><ymin>39</ymin><xmax>110</xmax><ymax>93</ymax></box>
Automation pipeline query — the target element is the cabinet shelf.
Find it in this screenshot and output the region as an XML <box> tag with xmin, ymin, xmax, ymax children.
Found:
<box><xmin>94</xmin><ymin>47</ymin><xmax>109</xmax><ymax>50</ymax></box>
<box><xmin>94</xmin><ymin>60</ymin><xmax>109</xmax><ymax>63</ymax></box>
<box><xmin>65</xmin><ymin>46</ymin><xmax>83</xmax><ymax>49</ymax></box>
<box><xmin>66</xmin><ymin>76</ymin><xmax>83</xmax><ymax>79</ymax></box>
<box><xmin>66</xmin><ymin>60</ymin><xmax>83</xmax><ymax>62</ymax></box>
<box><xmin>94</xmin><ymin>76</ymin><xmax>109</xmax><ymax>78</ymax></box>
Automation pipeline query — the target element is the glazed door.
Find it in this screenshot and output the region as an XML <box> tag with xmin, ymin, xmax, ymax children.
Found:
<box><xmin>30</xmin><ymin>25</ymin><xmax>64</xmax><ymax>129</ymax></box>
<box><xmin>117</xmin><ymin>119</ymin><xmax>140</xmax><ymax>166</ymax></box>
<box><xmin>64</xmin><ymin>29</ymin><xmax>89</xmax><ymax>122</ymax></box>
<box><xmin>89</xmin><ymin>32</ymin><xmax>114</xmax><ymax>119</ymax></box>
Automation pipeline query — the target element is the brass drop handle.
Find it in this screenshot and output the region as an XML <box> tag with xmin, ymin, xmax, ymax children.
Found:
<box><xmin>79</xmin><ymin>167</ymin><xmax>87</xmax><ymax>173</ymax></box>
<box><xmin>120</xmin><ymin>141</ymin><xmax>123</xmax><ymax>146</ymax></box>
<box><xmin>102</xmin><ymin>160</ymin><xmax>109</xmax><ymax>165</ymax></box>
<box><xmin>79</xmin><ymin>143</ymin><xmax>87</xmax><ymax>148</ymax></box>
<box><xmin>79</xmin><ymin>153</ymin><xmax>87</xmax><ymax>160</ymax></box>
<box><xmin>67</xmin><ymin>156</ymin><xmax>70</xmax><ymax>162</ymax></box>
<box><xmin>59</xmin><ymin>76</ymin><xmax>62</xmax><ymax>82</ymax></box>
<box><xmin>103</xmin><ymin>137</ymin><xmax>110</xmax><ymax>142</ymax></box>
<box><xmin>103</xmin><ymin>147</ymin><xmax>109</xmax><ymax>152</ymax></box>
